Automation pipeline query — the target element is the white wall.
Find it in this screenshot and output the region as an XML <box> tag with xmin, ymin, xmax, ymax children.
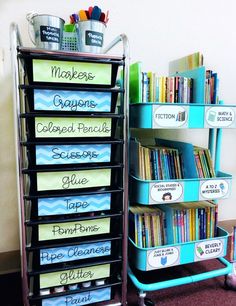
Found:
<box><xmin>1</xmin><ymin>0</ymin><xmax>236</xmax><ymax>253</ymax></box>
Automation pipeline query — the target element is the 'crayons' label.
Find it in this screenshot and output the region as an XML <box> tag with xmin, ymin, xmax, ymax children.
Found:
<box><xmin>34</xmin><ymin>89</ymin><xmax>112</xmax><ymax>112</ymax></box>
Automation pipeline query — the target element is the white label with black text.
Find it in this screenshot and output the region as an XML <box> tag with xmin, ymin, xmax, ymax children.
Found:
<box><xmin>200</xmin><ymin>179</ymin><xmax>229</xmax><ymax>200</ymax></box>
<box><xmin>205</xmin><ymin>107</ymin><xmax>235</xmax><ymax>127</ymax></box>
<box><xmin>149</xmin><ymin>181</ymin><xmax>183</xmax><ymax>204</ymax></box>
<box><xmin>153</xmin><ymin>105</ymin><xmax>188</xmax><ymax>128</ymax></box>
<box><xmin>194</xmin><ymin>239</ymin><xmax>224</xmax><ymax>261</ymax></box>
<box><xmin>147</xmin><ymin>246</ymin><xmax>180</xmax><ymax>270</ymax></box>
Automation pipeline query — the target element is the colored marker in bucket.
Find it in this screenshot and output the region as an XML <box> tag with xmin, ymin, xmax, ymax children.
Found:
<box><xmin>69</xmin><ymin>6</ymin><xmax>109</xmax><ymax>53</ymax></box>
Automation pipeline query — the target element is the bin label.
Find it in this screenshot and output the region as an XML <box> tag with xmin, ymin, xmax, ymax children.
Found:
<box><xmin>205</xmin><ymin>106</ymin><xmax>235</xmax><ymax>128</ymax></box>
<box><xmin>153</xmin><ymin>105</ymin><xmax>188</xmax><ymax>128</ymax></box>
<box><xmin>194</xmin><ymin>239</ymin><xmax>224</xmax><ymax>261</ymax></box>
<box><xmin>35</xmin><ymin>117</ymin><xmax>112</xmax><ymax>138</ymax></box>
<box><xmin>42</xmin><ymin>287</ymin><xmax>111</xmax><ymax>306</ymax></box>
<box><xmin>40</xmin><ymin>26</ymin><xmax>60</xmax><ymax>43</ymax></box>
<box><xmin>37</xmin><ymin>168</ymin><xmax>111</xmax><ymax>191</ymax></box>
<box><xmin>36</xmin><ymin>144</ymin><xmax>111</xmax><ymax>165</ymax></box>
<box><xmin>40</xmin><ymin>263</ymin><xmax>110</xmax><ymax>288</ymax></box>
<box><xmin>86</xmin><ymin>30</ymin><xmax>103</xmax><ymax>47</ymax></box>
<box><xmin>149</xmin><ymin>181</ymin><xmax>183</xmax><ymax>204</ymax></box>
<box><xmin>34</xmin><ymin>89</ymin><xmax>112</xmax><ymax>112</ymax></box>
<box><xmin>146</xmin><ymin>246</ymin><xmax>180</xmax><ymax>270</ymax></box>
<box><xmin>33</xmin><ymin>59</ymin><xmax>112</xmax><ymax>85</ymax></box>
<box><xmin>40</xmin><ymin>241</ymin><xmax>111</xmax><ymax>265</ymax></box>
<box><xmin>199</xmin><ymin>179</ymin><xmax>230</xmax><ymax>200</ymax></box>
<box><xmin>38</xmin><ymin>193</ymin><xmax>111</xmax><ymax>216</ymax></box>
<box><xmin>38</xmin><ymin>218</ymin><xmax>110</xmax><ymax>241</ymax></box>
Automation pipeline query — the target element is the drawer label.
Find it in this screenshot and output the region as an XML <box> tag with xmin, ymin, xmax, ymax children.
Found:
<box><xmin>40</xmin><ymin>241</ymin><xmax>111</xmax><ymax>265</ymax></box>
<box><xmin>35</xmin><ymin>117</ymin><xmax>112</xmax><ymax>138</ymax></box>
<box><xmin>42</xmin><ymin>287</ymin><xmax>111</xmax><ymax>306</ymax></box>
<box><xmin>38</xmin><ymin>193</ymin><xmax>111</xmax><ymax>216</ymax></box>
<box><xmin>37</xmin><ymin>169</ymin><xmax>111</xmax><ymax>191</ymax></box>
<box><xmin>36</xmin><ymin>144</ymin><xmax>111</xmax><ymax>165</ymax></box>
<box><xmin>40</xmin><ymin>263</ymin><xmax>110</xmax><ymax>288</ymax></box>
<box><xmin>34</xmin><ymin>89</ymin><xmax>112</xmax><ymax>112</ymax></box>
<box><xmin>38</xmin><ymin>218</ymin><xmax>110</xmax><ymax>241</ymax></box>
<box><xmin>33</xmin><ymin>59</ymin><xmax>112</xmax><ymax>85</ymax></box>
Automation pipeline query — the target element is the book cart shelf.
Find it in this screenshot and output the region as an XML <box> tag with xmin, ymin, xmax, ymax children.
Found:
<box><xmin>128</xmin><ymin>64</ymin><xmax>236</xmax><ymax>306</ymax></box>
<box><xmin>10</xmin><ymin>23</ymin><xmax>129</xmax><ymax>306</ymax></box>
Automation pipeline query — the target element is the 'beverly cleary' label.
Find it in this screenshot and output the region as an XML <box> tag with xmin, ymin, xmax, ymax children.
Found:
<box><xmin>37</xmin><ymin>169</ymin><xmax>111</xmax><ymax>191</ymax></box>
<box><xmin>149</xmin><ymin>181</ymin><xmax>183</xmax><ymax>204</ymax></box>
<box><xmin>40</xmin><ymin>263</ymin><xmax>110</xmax><ymax>288</ymax></box>
<box><xmin>38</xmin><ymin>218</ymin><xmax>110</xmax><ymax>241</ymax></box>
<box><xmin>32</xmin><ymin>59</ymin><xmax>111</xmax><ymax>85</ymax></box>
<box><xmin>35</xmin><ymin>117</ymin><xmax>112</xmax><ymax>138</ymax></box>
<box><xmin>146</xmin><ymin>246</ymin><xmax>180</xmax><ymax>270</ymax></box>
<box><xmin>194</xmin><ymin>239</ymin><xmax>224</xmax><ymax>261</ymax></box>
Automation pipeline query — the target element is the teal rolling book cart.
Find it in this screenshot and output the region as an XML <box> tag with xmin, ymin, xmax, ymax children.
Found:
<box><xmin>128</xmin><ymin>62</ymin><xmax>236</xmax><ymax>305</ymax></box>
<box><xmin>10</xmin><ymin>23</ymin><xmax>129</xmax><ymax>306</ymax></box>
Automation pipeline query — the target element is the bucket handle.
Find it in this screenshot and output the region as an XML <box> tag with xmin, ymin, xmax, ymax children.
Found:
<box><xmin>26</xmin><ymin>12</ymin><xmax>38</xmax><ymax>45</ymax></box>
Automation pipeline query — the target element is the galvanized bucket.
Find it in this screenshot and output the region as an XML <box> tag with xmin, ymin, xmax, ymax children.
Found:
<box><xmin>76</xmin><ymin>20</ymin><xmax>106</xmax><ymax>53</ymax></box>
<box><xmin>26</xmin><ymin>13</ymin><xmax>65</xmax><ymax>50</ymax></box>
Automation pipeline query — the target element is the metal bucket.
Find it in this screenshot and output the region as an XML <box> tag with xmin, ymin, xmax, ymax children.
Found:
<box><xmin>76</xmin><ymin>20</ymin><xmax>106</xmax><ymax>53</ymax></box>
<box><xmin>26</xmin><ymin>13</ymin><xmax>65</xmax><ymax>50</ymax></box>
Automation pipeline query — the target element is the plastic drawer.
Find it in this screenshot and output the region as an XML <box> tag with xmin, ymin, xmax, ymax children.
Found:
<box><xmin>22</xmin><ymin>86</ymin><xmax>120</xmax><ymax>113</ymax></box>
<box><xmin>23</xmin><ymin>140</ymin><xmax>123</xmax><ymax>167</ymax></box>
<box><xmin>25</xmin><ymin>189</ymin><xmax>123</xmax><ymax>218</ymax></box>
<box><xmin>21</xmin><ymin>114</ymin><xmax>121</xmax><ymax>140</ymax></box>
<box><xmin>23</xmin><ymin>164</ymin><xmax>123</xmax><ymax>195</ymax></box>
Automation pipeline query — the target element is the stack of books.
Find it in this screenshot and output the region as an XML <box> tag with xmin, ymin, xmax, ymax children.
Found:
<box><xmin>142</xmin><ymin>73</ymin><xmax>193</xmax><ymax>103</ymax></box>
<box><xmin>129</xmin><ymin>205</ymin><xmax>166</xmax><ymax>248</ymax></box>
<box><xmin>194</xmin><ymin>146</ymin><xmax>215</xmax><ymax>178</ymax></box>
<box><xmin>162</xmin><ymin>201</ymin><xmax>218</xmax><ymax>244</ymax></box>
<box><xmin>137</xmin><ymin>144</ymin><xmax>183</xmax><ymax>180</ymax></box>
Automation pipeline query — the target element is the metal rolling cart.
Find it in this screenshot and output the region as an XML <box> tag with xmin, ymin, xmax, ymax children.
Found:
<box><xmin>128</xmin><ymin>93</ymin><xmax>236</xmax><ymax>304</ymax></box>
<box><xmin>10</xmin><ymin>22</ymin><xmax>129</xmax><ymax>306</ymax></box>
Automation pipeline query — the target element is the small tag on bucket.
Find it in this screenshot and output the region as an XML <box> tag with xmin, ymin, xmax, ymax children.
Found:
<box><xmin>40</xmin><ymin>26</ymin><xmax>60</xmax><ymax>43</ymax></box>
<box><xmin>85</xmin><ymin>30</ymin><xmax>103</xmax><ymax>47</ymax></box>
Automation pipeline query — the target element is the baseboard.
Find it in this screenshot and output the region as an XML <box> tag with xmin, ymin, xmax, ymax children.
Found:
<box><xmin>0</xmin><ymin>250</ymin><xmax>20</xmax><ymax>275</ymax></box>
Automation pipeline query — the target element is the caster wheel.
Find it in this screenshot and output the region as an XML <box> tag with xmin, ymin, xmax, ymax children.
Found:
<box><xmin>224</xmin><ymin>274</ymin><xmax>236</xmax><ymax>290</ymax></box>
<box><xmin>144</xmin><ymin>297</ymin><xmax>155</xmax><ymax>306</ymax></box>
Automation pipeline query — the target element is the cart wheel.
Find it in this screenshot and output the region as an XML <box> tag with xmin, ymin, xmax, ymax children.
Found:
<box><xmin>224</xmin><ymin>274</ymin><xmax>236</xmax><ymax>290</ymax></box>
<box><xmin>144</xmin><ymin>297</ymin><xmax>155</xmax><ymax>306</ymax></box>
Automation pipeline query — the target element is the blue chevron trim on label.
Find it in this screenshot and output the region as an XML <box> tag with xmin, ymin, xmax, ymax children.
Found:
<box><xmin>40</xmin><ymin>241</ymin><xmax>111</xmax><ymax>265</ymax></box>
<box><xmin>42</xmin><ymin>287</ymin><xmax>111</xmax><ymax>306</ymax></box>
<box><xmin>38</xmin><ymin>193</ymin><xmax>111</xmax><ymax>216</ymax></box>
<box><xmin>34</xmin><ymin>89</ymin><xmax>112</xmax><ymax>112</ymax></box>
<box><xmin>35</xmin><ymin>144</ymin><xmax>111</xmax><ymax>165</ymax></box>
